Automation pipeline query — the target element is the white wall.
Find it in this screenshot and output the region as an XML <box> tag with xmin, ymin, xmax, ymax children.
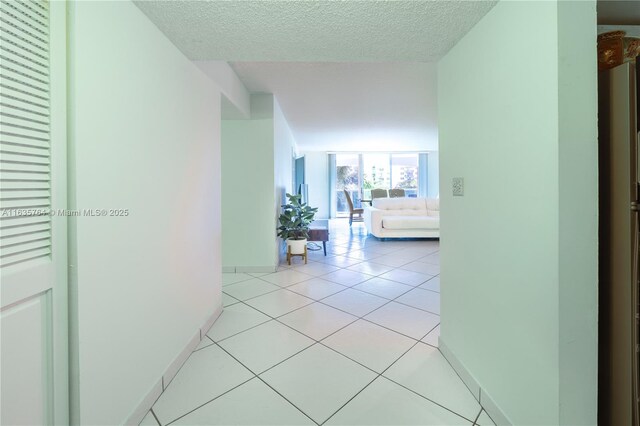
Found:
<box><xmin>273</xmin><ymin>99</ymin><xmax>297</xmax><ymax>262</ymax></box>
<box><xmin>438</xmin><ymin>1</ymin><xmax>597</xmax><ymax>424</ymax></box>
<box><xmin>302</xmin><ymin>152</ymin><xmax>330</xmax><ymax>219</ymax></box>
<box><xmin>68</xmin><ymin>2</ymin><xmax>222</xmax><ymax>424</ymax></box>
<box><xmin>221</xmin><ymin>95</ymin><xmax>275</xmax><ymax>271</ymax></box>
<box><xmin>221</xmin><ymin>95</ymin><xmax>297</xmax><ymax>270</ymax></box>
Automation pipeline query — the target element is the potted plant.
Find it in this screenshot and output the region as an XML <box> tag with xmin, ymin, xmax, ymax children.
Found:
<box><xmin>277</xmin><ymin>193</ymin><xmax>318</xmax><ymax>255</ymax></box>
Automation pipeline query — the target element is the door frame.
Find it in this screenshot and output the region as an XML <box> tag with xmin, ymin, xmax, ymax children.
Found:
<box><xmin>50</xmin><ymin>1</ymin><xmax>69</xmax><ymax>423</ymax></box>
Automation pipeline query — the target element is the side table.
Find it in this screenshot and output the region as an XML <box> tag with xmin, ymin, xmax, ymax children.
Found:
<box><xmin>308</xmin><ymin>220</ymin><xmax>329</xmax><ymax>256</ymax></box>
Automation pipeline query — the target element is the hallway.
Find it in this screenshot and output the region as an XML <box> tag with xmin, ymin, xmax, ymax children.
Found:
<box><xmin>142</xmin><ymin>221</ymin><xmax>494</xmax><ymax>425</ymax></box>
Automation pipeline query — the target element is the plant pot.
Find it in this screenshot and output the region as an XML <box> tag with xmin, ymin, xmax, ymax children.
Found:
<box><xmin>287</xmin><ymin>238</ymin><xmax>307</xmax><ymax>255</ymax></box>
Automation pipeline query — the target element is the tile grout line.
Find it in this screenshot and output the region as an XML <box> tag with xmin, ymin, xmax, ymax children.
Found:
<box><xmin>275</xmin><ymin>251</ymin><xmax>437</xmax><ymax>287</ymax></box>
<box><xmin>254</xmin><ymin>375</ymin><xmax>320</xmax><ymax>426</ymax></box>
<box><xmin>364</xmin><ymin>325</ymin><xmax>480</xmax><ymax>424</ymax></box>
<box><xmin>380</xmin><ymin>323</ymin><xmax>482</xmax><ymax>423</ymax></box>
<box><xmin>273</xmin><ymin>294</ymin><xmax>413</xmax><ymax>342</ymax></box>
<box><xmin>209</xmin><ymin>316</ymin><xmax>273</xmax><ymax>344</ymax></box>
<box><xmin>317</xmin><ymin>375</ymin><xmax>380</xmax><ymax>426</ymax></box>
<box><xmin>437</xmin><ymin>344</ymin><xmax>485</xmax><ymax>414</ymax></box>
<box><xmin>319</xmin><ymin>326</ymin><xmax>471</xmax><ymax>425</ymax></box>
<box><xmin>191</xmin><ymin>335</ymin><xmax>215</xmax><ymax>353</ymax></box>
<box><xmin>217</xmin><ymin>244</ymin><xmax>441</xmax><ymax>347</ymax></box>
<box><xmin>288</xmin><ymin>258</ymin><xmax>437</xmax><ymax>284</ymax></box>
<box><xmin>386</xmin><ymin>294</ymin><xmax>441</xmax><ymax>316</ymax></box>
<box><xmin>472</xmin><ymin>407</ymin><xmax>483</xmax><ymax>425</ymax></box>
<box><xmin>169</xmin><ymin>228</ymin><xmax>439</xmax><ymax>424</ymax></box>
<box><xmin>378</xmin><ymin>370</ymin><xmax>479</xmax><ymax>424</ymax></box>
<box><xmin>233</xmin><ymin>267</ymin><xmax>469</xmax><ymax>423</ymax></box>
<box><xmin>223</xmin><ymin>268</ymin><xmax>437</xmax><ymax>314</ymax></box>
<box><xmin>302</xmin><ymin>284</ymin><xmax>439</xmax><ymax>342</ymax></box>
<box><xmin>211</xmin><ymin>342</ymin><xmax>321</xmax><ymax>426</ymax></box>
<box><xmin>150</xmin><ymin>408</ymin><xmax>161</xmax><ymax>426</ymax></box>
<box><xmin>163</xmin><ymin>376</ymin><xmax>256</xmax><ymax>425</ymax></box>
<box><xmin>213</xmin><ymin>235</ymin><xmax>444</xmax><ymax>421</ymax></box>
<box><xmin>213</xmin><ymin>295</ymin><xmax>396</xmax><ymax>383</ymax></box>
<box><xmin>213</xmin><ymin>299</ymin><xmax>382</xmax><ymax>381</ymax></box>
<box><xmin>223</xmin><ymin>274</ymin><xmax>442</xmax><ymax>379</ymax></box>
<box><xmin>217</xmin><ymin>262</ymin><xmax>441</xmax><ymax>348</ymax></box>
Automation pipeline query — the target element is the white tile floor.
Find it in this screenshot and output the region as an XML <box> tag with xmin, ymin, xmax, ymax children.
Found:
<box><xmin>143</xmin><ymin>220</ymin><xmax>496</xmax><ymax>426</ymax></box>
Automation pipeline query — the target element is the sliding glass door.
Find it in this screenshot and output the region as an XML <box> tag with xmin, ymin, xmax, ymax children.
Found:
<box><xmin>362</xmin><ymin>154</ymin><xmax>390</xmax><ymax>199</ymax></box>
<box><xmin>332</xmin><ymin>152</ymin><xmax>425</xmax><ymax>217</ymax></box>
<box><xmin>335</xmin><ymin>154</ymin><xmax>360</xmax><ymax>215</ymax></box>
<box><xmin>391</xmin><ymin>154</ymin><xmax>419</xmax><ymax>197</ymax></box>
<box><xmin>361</xmin><ymin>153</ymin><xmax>419</xmax><ymax>198</ymax></box>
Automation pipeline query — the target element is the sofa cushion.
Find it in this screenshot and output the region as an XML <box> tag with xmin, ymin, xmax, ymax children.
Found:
<box><xmin>372</xmin><ymin>197</ymin><xmax>427</xmax><ymax>210</ymax></box>
<box><xmin>426</xmin><ymin>198</ymin><xmax>439</xmax><ymax>212</ymax></box>
<box><xmin>382</xmin><ymin>216</ymin><xmax>439</xmax><ymax>230</ymax></box>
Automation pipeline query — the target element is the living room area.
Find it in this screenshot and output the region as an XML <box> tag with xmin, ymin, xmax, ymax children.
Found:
<box><xmin>218</xmin><ymin>60</ymin><xmax>442</xmax><ymax>273</ymax></box>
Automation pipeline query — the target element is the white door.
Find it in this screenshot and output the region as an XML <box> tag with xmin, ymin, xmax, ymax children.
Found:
<box><xmin>0</xmin><ymin>1</ymin><xmax>68</xmax><ymax>424</ymax></box>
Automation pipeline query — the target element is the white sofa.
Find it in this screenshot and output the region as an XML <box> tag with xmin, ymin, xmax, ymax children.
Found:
<box><xmin>363</xmin><ymin>197</ymin><xmax>439</xmax><ymax>239</ymax></box>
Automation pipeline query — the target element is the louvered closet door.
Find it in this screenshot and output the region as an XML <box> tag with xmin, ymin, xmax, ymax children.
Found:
<box><xmin>0</xmin><ymin>1</ymin><xmax>68</xmax><ymax>424</ymax></box>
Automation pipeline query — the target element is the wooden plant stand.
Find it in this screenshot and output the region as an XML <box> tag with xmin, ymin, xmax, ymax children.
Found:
<box><xmin>287</xmin><ymin>245</ymin><xmax>307</xmax><ymax>265</ymax></box>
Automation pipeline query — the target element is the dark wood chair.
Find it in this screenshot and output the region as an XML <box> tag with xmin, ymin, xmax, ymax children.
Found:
<box><xmin>389</xmin><ymin>188</ymin><xmax>406</xmax><ymax>198</ymax></box>
<box><xmin>371</xmin><ymin>188</ymin><xmax>388</xmax><ymax>199</ymax></box>
<box><xmin>343</xmin><ymin>189</ymin><xmax>364</xmax><ymax>226</ymax></box>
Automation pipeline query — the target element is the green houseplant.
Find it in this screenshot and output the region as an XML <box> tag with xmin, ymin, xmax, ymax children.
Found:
<box><xmin>277</xmin><ymin>193</ymin><xmax>318</xmax><ymax>254</ymax></box>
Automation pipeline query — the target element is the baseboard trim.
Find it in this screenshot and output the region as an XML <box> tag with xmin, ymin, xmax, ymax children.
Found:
<box><xmin>125</xmin><ymin>304</ymin><xmax>224</xmax><ymax>425</ymax></box>
<box><xmin>235</xmin><ymin>265</ymin><xmax>277</xmax><ymax>273</ymax></box>
<box><xmin>162</xmin><ymin>329</ymin><xmax>201</xmax><ymax>390</ymax></box>
<box><xmin>480</xmin><ymin>386</ymin><xmax>512</xmax><ymax>426</ymax></box>
<box><xmin>222</xmin><ymin>266</ymin><xmax>278</xmax><ymax>273</ymax></box>
<box><xmin>438</xmin><ymin>338</ymin><xmax>481</xmax><ymax>400</ymax></box>
<box><xmin>124</xmin><ymin>377</ymin><xmax>163</xmax><ymax>426</ymax></box>
<box><xmin>200</xmin><ymin>304</ymin><xmax>222</xmax><ymax>337</ymax></box>
<box><xmin>439</xmin><ymin>337</ymin><xmax>512</xmax><ymax>426</ymax></box>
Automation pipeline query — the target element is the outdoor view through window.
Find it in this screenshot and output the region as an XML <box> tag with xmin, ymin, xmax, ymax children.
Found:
<box><xmin>336</xmin><ymin>153</ymin><xmax>420</xmax><ymax>215</ymax></box>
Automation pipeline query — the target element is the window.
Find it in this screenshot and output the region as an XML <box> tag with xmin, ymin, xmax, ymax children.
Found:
<box><xmin>391</xmin><ymin>154</ymin><xmax>419</xmax><ymax>197</ymax></box>
<box><xmin>362</xmin><ymin>154</ymin><xmax>390</xmax><ymax>199</ymax></box>
<box><xmin>335</xmin><ymin>154</ymin><xmax>360</xmax><ymax>215</ymax></box>
<box><xmin>332</xmin><ymin>152</ymin><xmax>425</xmax><ymax>217</ymax></box>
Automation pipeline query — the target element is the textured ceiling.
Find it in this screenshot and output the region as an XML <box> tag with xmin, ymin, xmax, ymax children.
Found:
<box><xmin>134</xmin><ymin>0</ymin><xmax>497</xmax><ymax>62</ymax></box>
<box><xmin>134</xmin><ymin>1</ymin><xmax>498</xmax><ymax>152</ymax></box>
<box><xmin>229</xmin><ymin>62</ymin><xmax>438</xmax><ymax>152</ymax></box>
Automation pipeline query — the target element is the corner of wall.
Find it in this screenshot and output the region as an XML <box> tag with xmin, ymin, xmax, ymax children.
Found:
<box><xmin>250</xmin><ymin>93</ymin><xmax>275</xmax><ymax>119</ymax></box>
<box><xmin>124</xmin><ymin>305</ymin><xmax>223</xmax><ymax>426</ymax></box>
<box><xmin>221</xmin><ymin>94</ymin><xmax>278</xmax><ymax>271</ymax></box>
<box><xmin>556</xmin><ymin>1</ymin><xmax>598</xmax><ymax>424</ymax></box>
<box><xmin>194</xmin><ymin>61</ymin><xmax>250</xmax><ymax>119</ymax></box>
<box><xmin>439</xmin><ymin>337</ymin><xmax>513</xmax><ymax>425</ymax></box>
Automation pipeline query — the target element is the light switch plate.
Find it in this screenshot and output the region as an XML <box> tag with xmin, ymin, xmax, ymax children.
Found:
<box><xmin>452</xmin><ymin>177</ymin><xmax>464</xmax><ymax>196</ymax></box>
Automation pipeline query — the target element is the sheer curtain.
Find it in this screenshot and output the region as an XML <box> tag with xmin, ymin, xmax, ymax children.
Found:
<box><xmin>328</xmin><ymin>154</ymin><xmax>337</xmax><ymax>218</ymax></box>
<box><xmin>419</xmin><ymin>153</ymin><xmax>428</xmax><ymax>198</ymax></box>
